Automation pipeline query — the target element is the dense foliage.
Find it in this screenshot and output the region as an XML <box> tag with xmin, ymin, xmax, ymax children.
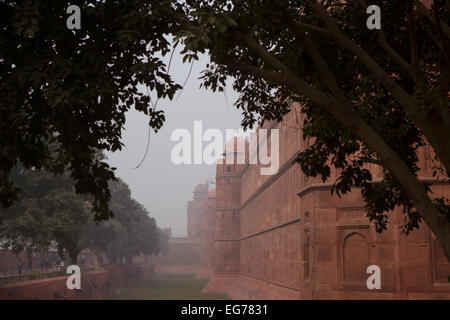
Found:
<box><xmin>0</xmin><ymin>0</ymin><xmax>181</xmax><ymax>219</ymax></box>
<box><xmin>0</xmin><ymin>168</ymin><xmax>165</xmax><ymax>264</ymax></box>
<box><xmin>1</xmin><ymin>1</ymin><xmax>449</xmax><ymax>259</ymax></box>
<box><xmin>176</xmin><ymin>0</ymin><xmax>450</xmax><ymax>258</ymax></box>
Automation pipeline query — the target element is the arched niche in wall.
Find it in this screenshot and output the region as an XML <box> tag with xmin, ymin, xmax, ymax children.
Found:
<box><xmin>338</xmin><ymin>226</ymin><xmax>370</xmax><ymax>284</ymax></box>
<box><xmin>343</xmin><ymin>232</ymin><xmax>369</xmax><ymax>282</ymax></box>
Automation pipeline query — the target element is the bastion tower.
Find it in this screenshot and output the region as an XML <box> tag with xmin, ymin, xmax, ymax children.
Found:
<box><xmin>187</xmin><ymin>183</ymin><xmax>208</xmax><ymax>239</ymax></box>
<box><xmin>197</xmin><ymin>187</ymin><xmax>216</xmax><ymax>278</ymax></box>
<box><xmin>214</xmin><ymin>137</ymin><xmax>248</xmax><ymax>275</ymax></box>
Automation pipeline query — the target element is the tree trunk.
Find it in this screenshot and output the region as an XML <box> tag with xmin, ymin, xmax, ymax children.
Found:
<box><xmin>223</xmin><ymin>26</ymin><xmax>450</xmax><ymax>261</ymax></box>
<box><xmin>332</xmin><ymin>102</ymin><xmax>450</xmax><ymax>261</ymax></box>
<box><xmin>66</xmin><ymin>249</ymin><xmax>79</xmax><ymax>266</ymax></box>
<box><xmin>66</xmin><ymin>255</ymin><xmax>74</xmax><ymax>267</ymax></box>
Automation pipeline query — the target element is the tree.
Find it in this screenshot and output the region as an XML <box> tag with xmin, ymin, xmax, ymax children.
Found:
<box><xmin>48</xmin><ymin>192</ymin><xmax>89</xmax><ymax>264</ymax></box>
<box><xmin>0</xmin><ymin>0</ymin><xmax>181</xmax><ymax>219</ymax></box>
<box><xmin>2</xmin><ymin>0</ymin><xmax>449</xmax><ymax>260</ymax></box>
<box><xmin>80</xmin><ymin>214</ymin><xmax>119</xmax><ymax>267</ymax></box>
<box><xmin>102</xmin><ymin>179</ymin><xmax>161</xmax><ymax>264</ymax></box>
<box><xmin>158</xmin><ymin>228</ymin><xmax>170</xmax><ymax>256</ymax></box>
<box><xmin>0</xmin><ymin>169</ymin><xmax>162</xmax><ymax>265</ymax></box>
<box><xmin>0</xmin><ymin>167</ymin><xmax>88</xmax><ymax>264</ymax></box>
<box><xmin>175</xmin><ymin>0</ymin><xmax>450</xmax><ymax>259</ymax></box>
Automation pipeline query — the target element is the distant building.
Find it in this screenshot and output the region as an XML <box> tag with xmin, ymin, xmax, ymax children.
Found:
<box><xmin>146</xmin><ymin>183</ymin><xmax>210</xmax><ymax>273</ymax></box>
<box><xmin>163</xmin><ymin>227</ymin><xmax>172</xmax><ymax>239</ymax></box>
<box><xmin>187</xmin><ymin>183</ymin><xmax>208</xmax><ymax>239</ymax></box>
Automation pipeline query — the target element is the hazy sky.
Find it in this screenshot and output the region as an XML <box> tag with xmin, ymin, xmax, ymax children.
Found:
<box><xmin>106</xmin><ymin>47</ymin><xmax>242</xmax><ymax>237</ymax></box>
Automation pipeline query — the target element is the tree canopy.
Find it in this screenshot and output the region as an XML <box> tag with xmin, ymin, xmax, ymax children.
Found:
<box><xmin>0</xmin><ymin>167</ymin><xmax>164</xmax><ymax>264</ymax></box>
<box><xmin>1</xmin><ymin>1</ymin><xmax>449</xmax><ymax>260</ymax></box>
<box><xmin>0</xmin><ymin>0</ymin><xmax>180</xmax><ymax>219</ymax></box>
<box><xmin>175</xmin><ymin>0</ymin><xmax>450</xmax><ymax>258</ymax></box>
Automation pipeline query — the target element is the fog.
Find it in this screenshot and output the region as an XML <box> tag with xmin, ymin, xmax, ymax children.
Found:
<box><xmin>106</xmin><ymin>47</ymin><xmax>242</xmax><ymax>237</ymax></box>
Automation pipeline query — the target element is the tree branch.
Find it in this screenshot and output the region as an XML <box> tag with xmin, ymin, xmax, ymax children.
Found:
<box><xmin>287</xmin><ymin>23</ymin><xmax>352</xmax><ymax>109</ymax></box>
<box><xmin>357</xmin><ymin>0</ymin><xmax>417</xmax><ymax>84</ymax></box>
<box><xmin>220</xmin><ymin>50</ymin><xmax>449</xmax><ymax>260</ymax></box>
<box><xmin>218</xmin><ymin>55</ymin><xmax>336</xmax><ymax>110</ymax></box>
<box><xmin>422</xmin><ymin>22</ymin><xmax>446</xmax><ymax>55</ymax></box>
<box><xmin>416</xmin><ymin>0</ymin><xmax>450</xmax><ymax>38</ymax></box>
<box><xmin>297</xmin><ymin>23</ymin><xmax>329</xmax><ymax>36</ymax></box>
<box><xmin>360</xmin><ymin>156</ymin><xmax>384</xmax><ymax>166</ymax></box>
<box><xmin>234</xmin><ymin>32</ymin><xmax>293</xmax><ymax>76</ymax></box>
<box><xmin>432</xmin><ymin>0</ymin><xmax>450</xmax><ymax>62</ymax></box>
<box><xmin>308</xmin><ymin>0</ymin><xmax>450</xmax><ymax>177</ymax></box>
<box><xmin>308</xmin><ymin>0</ymin><xmax>417</xmax><ymax>110</ymax></box>
<box><xmin>376</xmin><ymin>30</ymin><xmax>416</xmax><ymax>81</ymax></box>
<box><xmin>407</xmin><ymin>1</ymin><xmax>420</xmax><ymax>72</ymax></box>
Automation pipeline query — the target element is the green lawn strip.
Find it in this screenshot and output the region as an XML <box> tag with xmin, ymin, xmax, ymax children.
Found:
<box><xmin>118</xmin><ymin>273</ymin><xmax>230</xmax><ymax>300</ymax></box>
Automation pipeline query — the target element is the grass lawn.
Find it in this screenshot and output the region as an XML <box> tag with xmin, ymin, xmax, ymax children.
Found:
<box><xmin>118</xmin><ymin>273</ymin><xmax>230</xmax><ymax>300</ymax></box>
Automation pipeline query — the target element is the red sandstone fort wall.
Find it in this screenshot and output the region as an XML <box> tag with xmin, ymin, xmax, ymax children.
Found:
<box><xmin>238</xmin><ymin>105</ymin><xmax>304</xmax><ymax>293</ymax></box>
<box><xmin>298</xmin><ymin>185</ymin><xmax>450</xmax><ymax>299</ymax></box>
<box><xmin>187</xmin><ymin>183</ymin><xmax>209</xmax><ymax>239</ymax></box>
<box><xmin>0</xmin><ymin>264</ymin><xmax>144</xmax><ymax>300</ymax></box>
<box><xmin>198</xmin><ymin>189</ymin><xmax>216</xmax><ymax>278</ymax></box>
<box><xmin>187</xmin><ymin>201</ymin><xmax>205</xmax><ymax>239</ymax></box>
<box><xmin>214</xmin><ymin>139</ymin><xmax>244</xmax><ymax>275</ymax></box>
<box><xmin>203</xmin><ymin>101</ymin><xmax>450</xmax><ymax>300</ymax></box>
<box><xmin>150</xmin><ymin>184</ymin><xmax>208</xmax><ymax>275</ymax></box>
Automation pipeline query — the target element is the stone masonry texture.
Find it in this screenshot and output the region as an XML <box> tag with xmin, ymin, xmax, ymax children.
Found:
<box><xmin>200</xmin><ymin>102</ymin><xmax>450</xmax><ymax>300</ymax></box>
